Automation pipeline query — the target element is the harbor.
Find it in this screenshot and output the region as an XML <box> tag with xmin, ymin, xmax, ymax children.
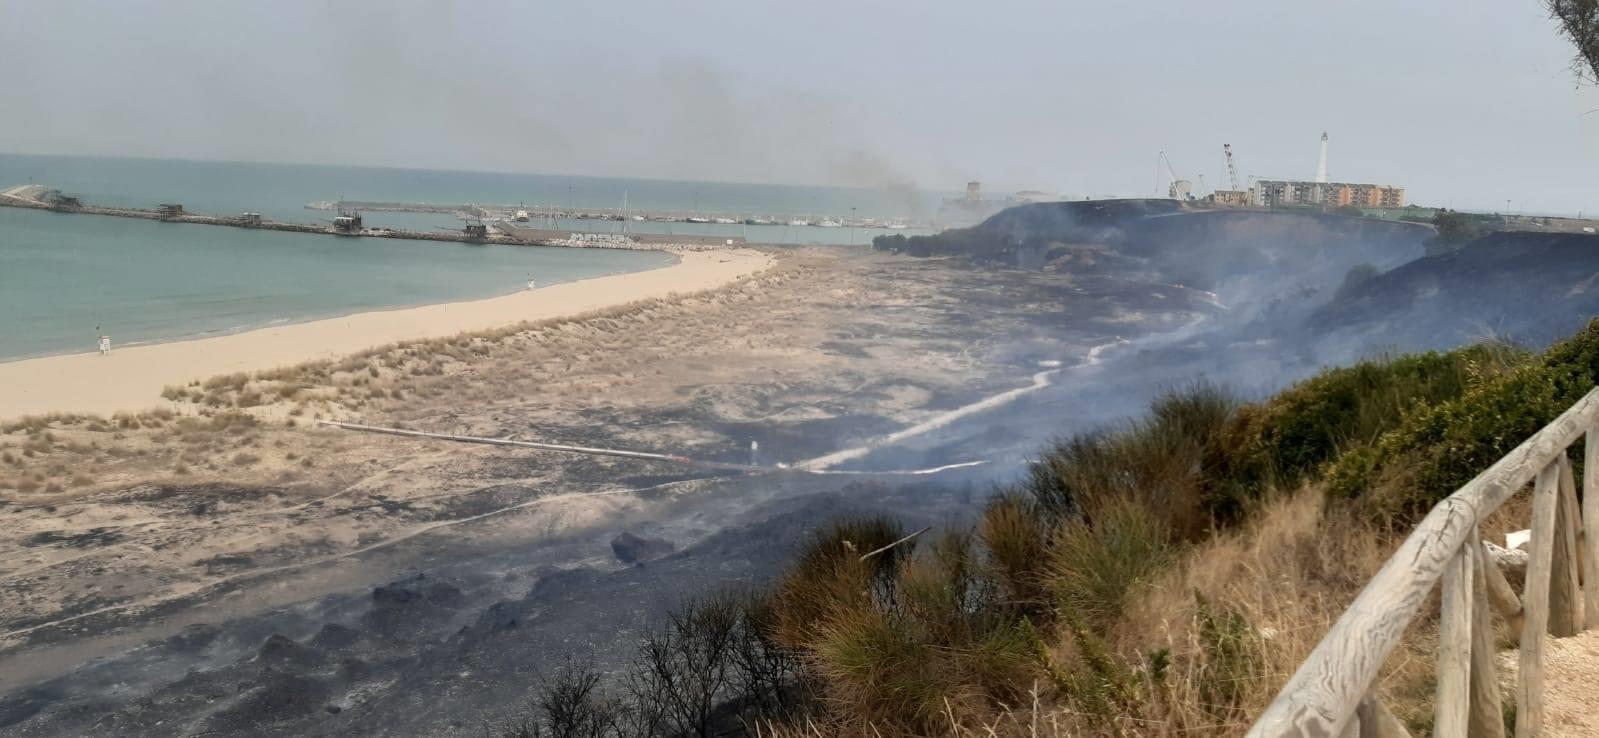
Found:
<box><xmin>304</xmin><ymin>198</ymin><xmax>926</xmax><ymax>230</ymax></box>
<box><xmin>0</xmin><ymin>185</ymin><xmax>743</xmax><ymax>251</ymax></box>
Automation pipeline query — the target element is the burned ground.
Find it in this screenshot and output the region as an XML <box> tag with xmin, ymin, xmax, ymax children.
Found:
<box><xmin>0</xmin><ymin>247</ymin><xmax>1216</xmax><ymax>734</ymax></box>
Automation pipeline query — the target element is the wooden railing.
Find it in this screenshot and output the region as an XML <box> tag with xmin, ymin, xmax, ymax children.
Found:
<box><xmin>1248</xmin><ymin>388</ymin><xmax>1599</xmax><ymax>738</ymax></box>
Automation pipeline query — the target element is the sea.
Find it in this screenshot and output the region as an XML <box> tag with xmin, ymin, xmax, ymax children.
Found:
<box><xmin>0</xmin><ymin>153</ymin><xmax>940</xmax><ymax>362</ymax></box>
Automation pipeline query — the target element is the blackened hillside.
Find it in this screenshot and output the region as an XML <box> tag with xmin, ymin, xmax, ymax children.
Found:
<box><xmin>1311</xmin><ymin>230</ymin><xmax>1599</xmax><ymax>348</ymax></box>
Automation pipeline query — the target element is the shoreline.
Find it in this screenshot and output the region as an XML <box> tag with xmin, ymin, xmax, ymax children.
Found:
<box><xmin>0</xmin><ymin>248</ymin><xmax>773</xmax><ymax>420</ymax></box>
<box><xmin>0</xmin><ymin>251</ymin><xmax>678</xmax><ymax>366</ymax></box>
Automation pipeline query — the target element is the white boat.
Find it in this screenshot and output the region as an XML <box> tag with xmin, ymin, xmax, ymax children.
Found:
<box><xmin>886</xmin><ymin>221</ymin><xmax>909</xmax><ymax>230</ymax></box>
<box><xmin>817</xmin><ymin>219</ymin><xmax>842</xmax><ymax>228</ymax></box>
<box><xmin>686</xmin><ymin>216</ymin><xmax>712</xmax><ymax>224</ymax></box>
<box><xmin>787</xmin><ymin>219</ymin><xmax>811</xmax><ymax>227</ymax></box>
<box><xmin>712</xmin><ymin>217</ymin><xmax>737</xmax><ymax>224</ymax></box>
<box><xmin>515</xmin><ymin>210</ymin><xmax>530</xmax><ymax>222</ymax></box>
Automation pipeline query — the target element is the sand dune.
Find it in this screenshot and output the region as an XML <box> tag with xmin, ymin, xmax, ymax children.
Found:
<box><xmin>0</xmin><ymin>249</ymin><xmax>772</xmax><ymax>419</ymax></box>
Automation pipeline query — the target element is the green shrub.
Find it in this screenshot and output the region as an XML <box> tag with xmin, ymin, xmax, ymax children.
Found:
<box><xmin>1200</xmin><ymin>343</ymin><xmax>1526</xmax><ymax>527</ymax></box>
<box><xmin>1328</xmin><ymin>319</ymin><xmax>1599</xmax><ymax>521</ymax></box>
<box><xmin>1054</xmin><ymin>608</ymin><xmax>1137</xmax><ymax>718</ymax></box>
<box><xmin>1022</xmin><ymin>382</ymin><xmax>1235</xmax><ymax>537</ymax></box>
<box><xmin>811</xmin><ymin>607</ymin><xmax>946</xmax><ymax>731</ymax></box>
<box><xmin>771</xmin><ymin>516</ymin><xmax>905</xmax><ymax>651</ymax></box>
<box><xmin>1048</xmin><ymin>497</ymin><xmax>1175</xmax><ymax>630</ymax></box>
<box><xmin>1193</xmin><ymin>592</ymin><xmax>1263</xmax><ymax>722</ymax></box>
<box><xmin>978</xmin><ymin>495</ymin><xmax>1050</xmax><ymax>612</ymax></box>
<box><xmin>809</xmin><ymin>572</ymin><xmax>1036</xmax><ymax>732</ymax></box>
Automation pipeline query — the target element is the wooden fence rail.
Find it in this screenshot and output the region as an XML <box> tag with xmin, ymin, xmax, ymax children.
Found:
<box><xmin>1248</xmin><ymin>387</ymin><xmax>1599</xmax><ymax>738</ymax></box>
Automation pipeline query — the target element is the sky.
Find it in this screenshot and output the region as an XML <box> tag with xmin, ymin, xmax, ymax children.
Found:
<box><xmin>2</xmin><ymin>0</ymin><xmax>1598</xmax><ymax>213</ymax></box>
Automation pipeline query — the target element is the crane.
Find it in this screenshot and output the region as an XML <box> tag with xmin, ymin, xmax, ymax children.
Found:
<box><xmin>1223</xmin><ymin>144</ymin><xmax>1243</xmax><ymax>192</ymax></box>
<box><xmin>1159</xmin><ymin>151</ymin><xmax>1193</xmax><ymax>201</ymax></box>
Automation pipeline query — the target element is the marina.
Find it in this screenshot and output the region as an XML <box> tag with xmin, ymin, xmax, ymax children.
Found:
<box><xmin>0</xmin><ymin>185</ymin><xmax>741</xmax><ymax>251</ymax></box>
<box><xmin>304</xmin><ymin>198</ymin><xmax>924</xmax><ymax>230</ymax></box>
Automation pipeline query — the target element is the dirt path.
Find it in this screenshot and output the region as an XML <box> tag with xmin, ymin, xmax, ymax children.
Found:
<box><xmin>1498</xmin><ymin>629</ymin><xmax>1599</xmax><ymax>736</ymax></box>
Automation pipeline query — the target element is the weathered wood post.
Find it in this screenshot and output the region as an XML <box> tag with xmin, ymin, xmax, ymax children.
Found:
<box><xmin>1516</xmin><ymin>461</ymin><xmax>1560</xmax><ymax>737</ymax></box>
<box><xmin>1436</xmin><ymin>541</ymin><xmax>1474</xmax><ymax>736</ymax></box>
<box><xmin>1583</xmin><ymin>429</ymin><xmax>1599</xmax><ymax>629</ymax></box>
<box><xmin>1553</xmin><ymin>456</ymin><xmax>1583</xmax><ymax>635</ymax></box>
<box><xmin>1478</xmin><ymin>538</ymin><xmax>1524</xmax><ymax>636</ymax></box>
<box><xmin>1468</xmin><ymin>530</ymin><xmax>1505</xmax><ymax>738</ymax></box>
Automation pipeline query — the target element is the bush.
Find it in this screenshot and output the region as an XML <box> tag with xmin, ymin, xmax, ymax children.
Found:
<box><xmin>770</xmin><ymin>516</ymin><xmax>905</xmax><ymax>651</ymax></box>
<box><xmin>1048</xmin><ymin>497</ymin><xmax>1175</xmax><ymax>630</ymax></box>
<box><xmin>1192</xmin><ymin>592</ymin><xmax>1265</xmax><ymax>722</ymax></box>
<box><xmin>1213</xmin><ymin>343</ymin><xmax>1525</xmax><ymax>519</ymax></box>
<box><xmin>636</xmin><ymin>593</ymin><xmax>741</xmax><ymax>738</ymax></box>
<box><xmin>727</xmin><ymin>591</ymin><xmax>807</xmax><ymax>719</ymax></box>
<box><xmin>516</xmin><ymin>658</ymin><xmax>623</xmax><ymax>738</ymax></box>
<box><xmin>202</xmin><ymin>372</ymin><xmax>250</xmax><ymax>392</ymax></box>
<box><xmin>1021</xmin><ymin>382</ymin><xmax>1235</xmax><ymax>537</ymax></box>
<box><xmin>978</xmin><ymin>495</ymin><xmax>1050</xmax><ymax>612</ymax></box>
<box><xmin>1426</xmin><ymin>209</ymin><xmax>1487</xmax><ymax>256</ymax></box>
<box><xmin>1328</xmin><ymin>319</ymin><xmax>1599</xmax><ymax>521</ymax></box>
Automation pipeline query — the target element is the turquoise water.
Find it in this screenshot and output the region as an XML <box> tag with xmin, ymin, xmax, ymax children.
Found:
<box><xmin>0</xmin><ymin>205</ymin><xmax>674</xmax><ymax>361</ymax></box>
<box><xmin>0</xmin><ymin>153</ymin><xmax>953</xmax><ymax>362</ymax></box>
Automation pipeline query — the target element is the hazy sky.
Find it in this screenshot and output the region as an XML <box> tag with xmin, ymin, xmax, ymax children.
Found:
<box><xmin>3</xmin><ymin>1</ymin><xmax>1598</xmax><ymax>212</ymax></box>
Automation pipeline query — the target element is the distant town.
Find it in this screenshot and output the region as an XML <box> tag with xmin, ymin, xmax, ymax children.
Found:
<box><xmin>938</xmin><ymin>131</ymin><xmax>1599</xmax><ymax>235</ymax></box>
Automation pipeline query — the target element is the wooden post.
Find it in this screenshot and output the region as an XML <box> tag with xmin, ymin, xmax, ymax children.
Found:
<box><xmin>1247</xmin><ymin>389</ymin><xmax>1599</xmax><ymax>738</ymax></box>
<box><xmin>1469</xmin><ymin>530</ymin><xmax>1506</xmax><ymax>738</ymax></box>
<box><xmin>1340</xmin><ymin>713</ymin><xmax>1362</xmax><ymax>738</ymax></box>
<box><xmin>1585</xmin><ymin>428</ymin><xmax>1599</xmax><ymax>629</ymax></box>
<box><xmin>1517</xmin><ymin>461</ymin><xmax>1561</xmax><ymax>738</ymax></box>
<box><xmin>1554</xmin><ymin>456</ymin><xmax>1584</xmax><ymax>634</ymax></box>
<box><xmin>1478</xmin><ymin>538</ymin><xmax>1524</xmax><ymax>636</ymax></box>
<box><xmin>1355</xmin><ymin>694</ymin><xmax>1413</xmax><ymax>738</ymax></box>
<box><xmin>1436</xmin><ymin>543</ymin><xmax>1473</xmax><ymax>737</ymax></box>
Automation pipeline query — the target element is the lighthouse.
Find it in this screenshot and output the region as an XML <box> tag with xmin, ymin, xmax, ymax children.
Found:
<box><xmin>1315</xmin><ymin>132</ymin><xmax>1329</xmax><ymax>183</ymax></box>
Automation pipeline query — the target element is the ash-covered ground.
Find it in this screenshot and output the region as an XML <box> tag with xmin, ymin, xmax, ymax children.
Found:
<box><xmin>0</xmin><ymin>205</ymin><xmax>1463</xmax><ymax>735</ymax></box>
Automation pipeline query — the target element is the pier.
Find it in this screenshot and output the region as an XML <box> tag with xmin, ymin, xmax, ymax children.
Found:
<box><xmin>0</xmin><ymin>185</ymin><xmax>742</xmax><ymax>251</ymax></box>
<box><xmin>305</xmin><ymin>198</ymin><xmax>927</xmax><ymax>230</ymax></box>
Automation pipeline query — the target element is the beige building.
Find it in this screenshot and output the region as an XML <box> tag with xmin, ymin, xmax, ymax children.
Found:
<box><xmin>1250</xmin><ymin>179</ymin><xmax>1404</xmax><ymax>209</ymax></box>
<box><xmin>1209</xmin><ymin>190</ymin><xmax>1251</xmax><ymax>207</ymax></box>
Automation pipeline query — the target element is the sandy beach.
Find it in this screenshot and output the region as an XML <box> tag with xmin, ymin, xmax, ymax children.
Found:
<box><xmin>0</xmin><ymin>248</ymin><xmax>772</xmax><ymax>419</ymax></box>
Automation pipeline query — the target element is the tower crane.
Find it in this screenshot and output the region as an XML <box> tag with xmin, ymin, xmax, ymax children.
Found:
<box><xmin>1223</xmin><ymin>144</ymin><xmax>1243</xmax><ymax>192</ymax></box>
